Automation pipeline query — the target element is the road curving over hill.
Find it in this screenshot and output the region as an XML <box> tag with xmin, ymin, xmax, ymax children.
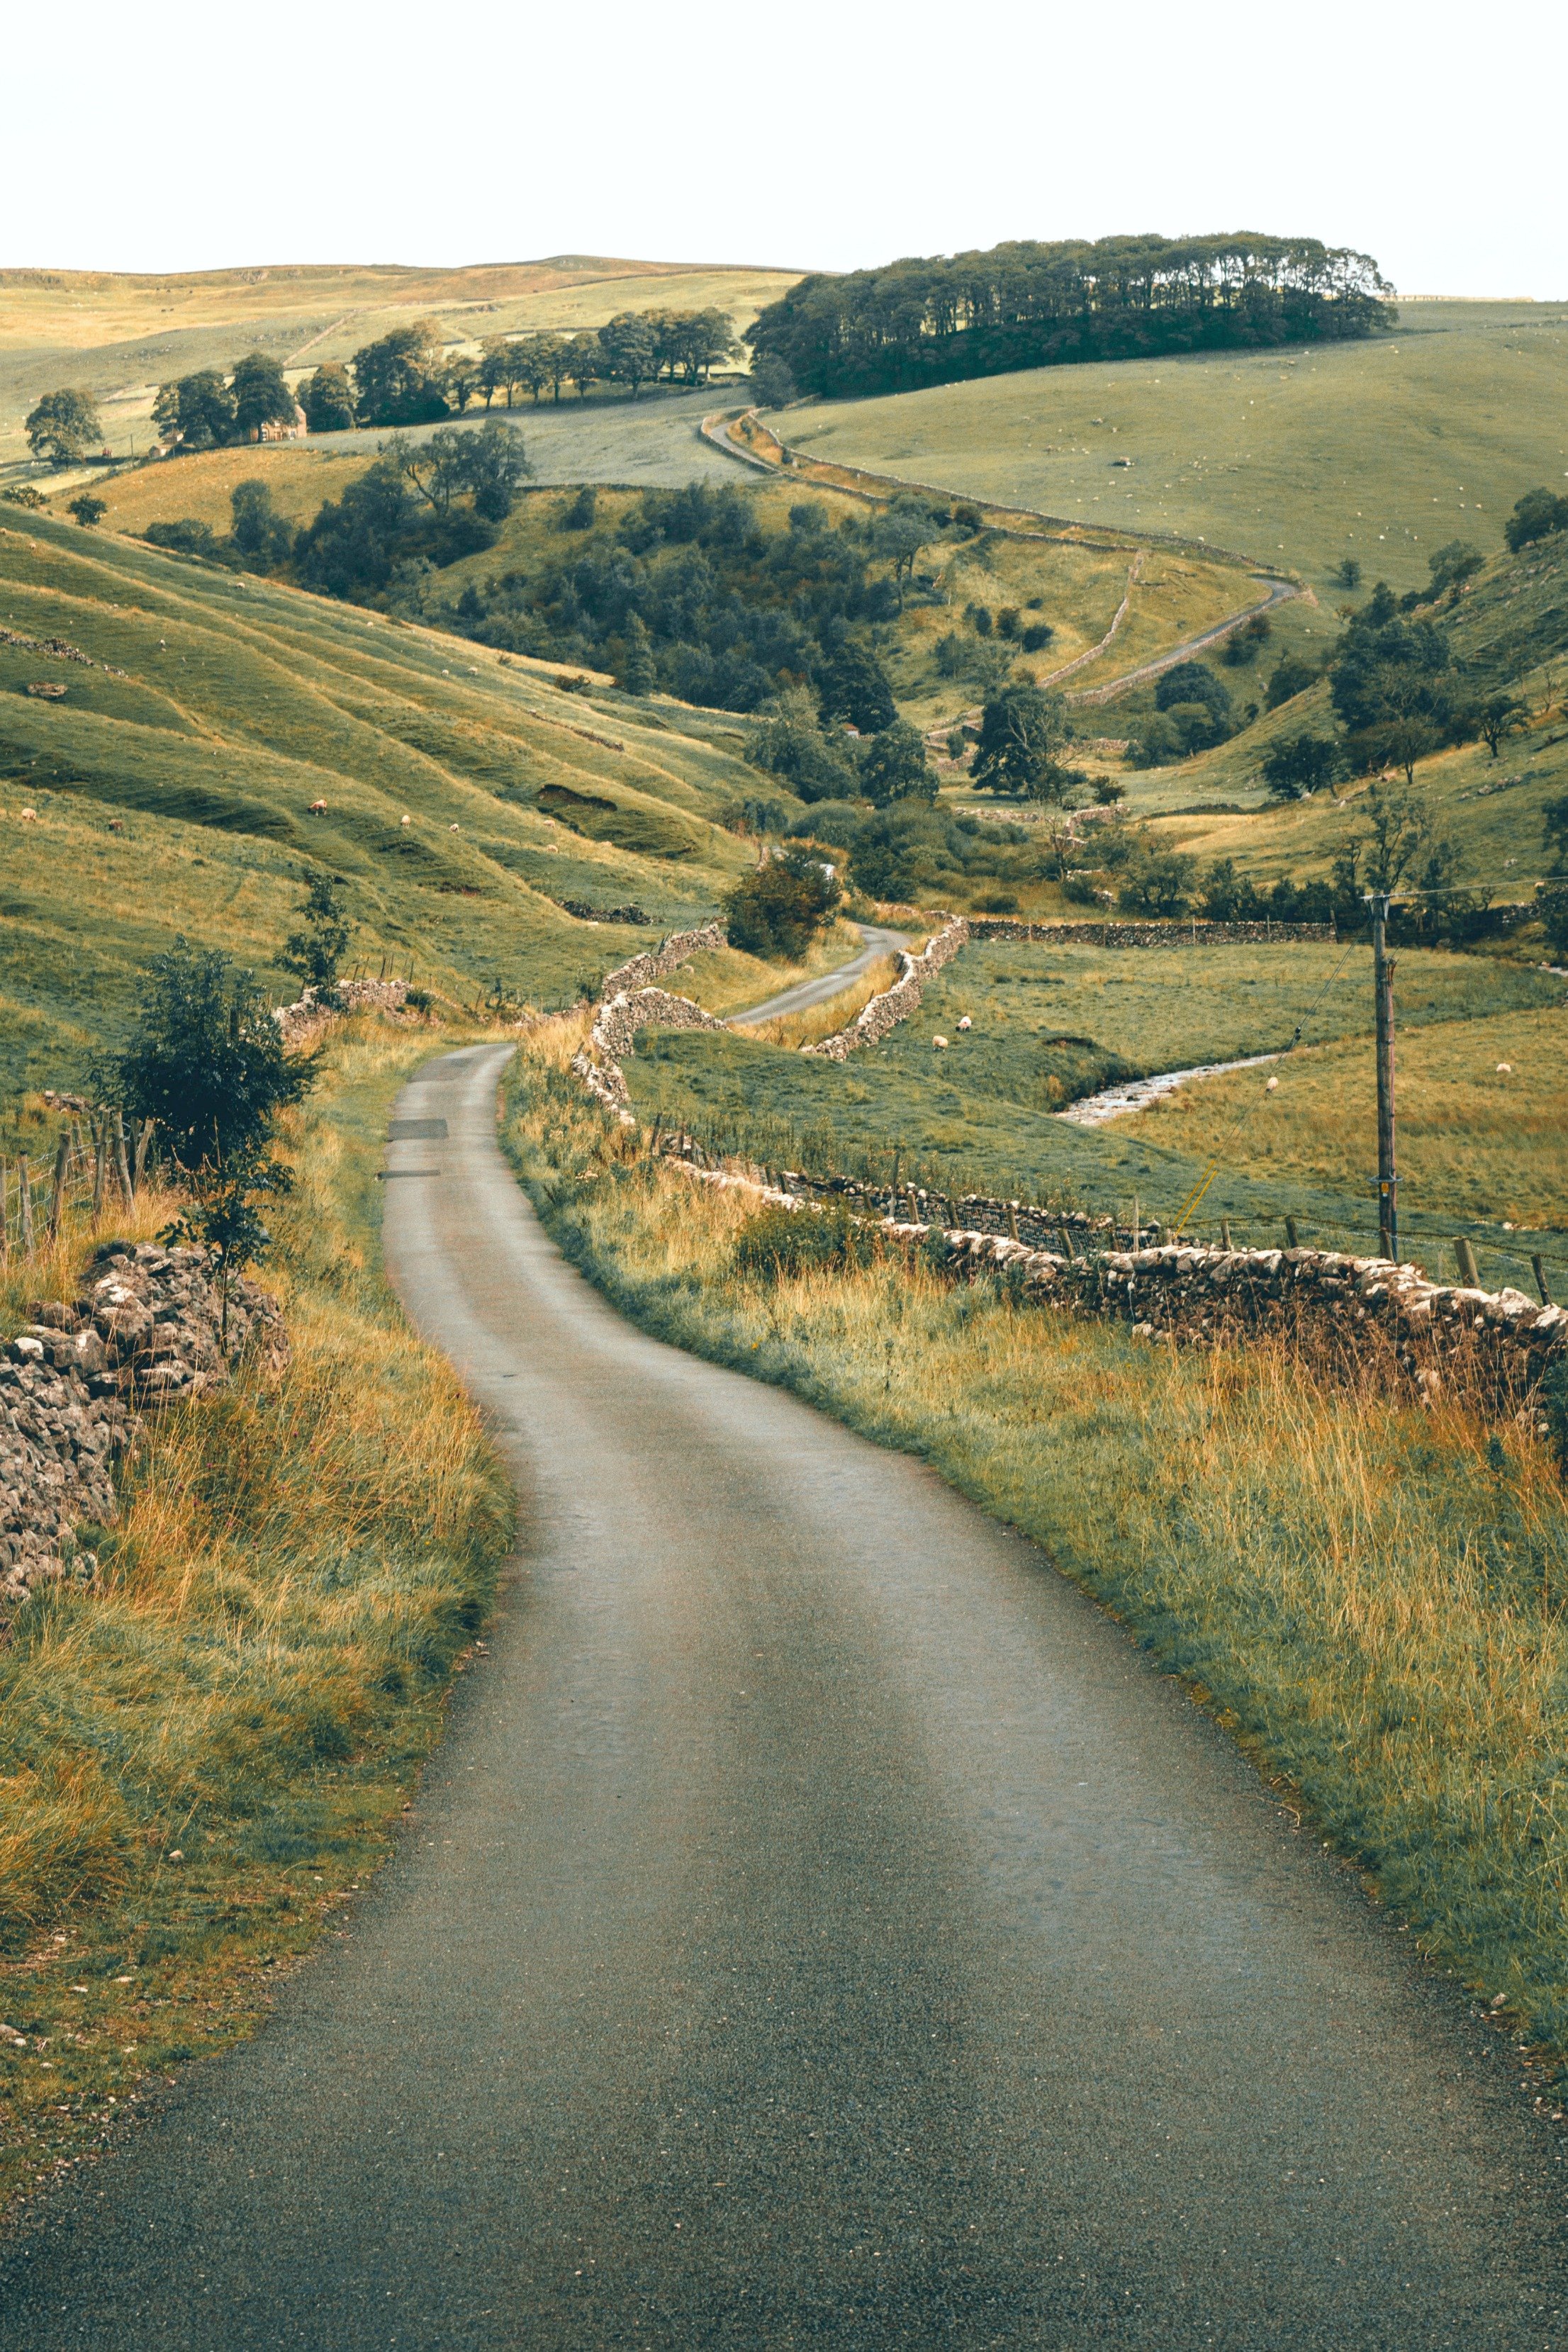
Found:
<box><xmin>1</xmin><ymin>1041</ymin><xmax>1564</xmax><ymax>2347</ymax></box>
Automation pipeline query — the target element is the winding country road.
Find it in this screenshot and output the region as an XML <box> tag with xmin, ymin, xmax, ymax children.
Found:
<box><xmin>1</xmin><ymin>1042</ymin><xmax>1564</xmax><ymax>2346</ymax></box>
<box><xmin>729</xmin><ymin>922</ymin><xmax>908</xmax><ymax>1027</ymax></box>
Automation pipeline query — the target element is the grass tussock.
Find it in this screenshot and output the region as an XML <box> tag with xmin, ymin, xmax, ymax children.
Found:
<box><xmin>504</xmin><ymin>1027</ymin><xmax>1568</xmax><ymax>2076</ymax></box>
<box><xmin>0</xmin><ymin>1020</ymin><xmax>512</xmax><ymax>2212</ymax></box>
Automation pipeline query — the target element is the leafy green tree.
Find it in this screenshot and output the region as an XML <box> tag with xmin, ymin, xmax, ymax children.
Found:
<box><xmin>350</xmin><ymin>321</ymin><xmax>448</xmax><ymax>425</ymax></box>
<box><xmin>1221</xmin><ymin>610</ymin><xmax>1273</xmax><ymax>666</ymax></box>
<box><xmin>971</xmin><ymin>681</ymin><xmax>1070</xmax><ymax>798</ymax></box>
<box><xmin>1154</xmin><ymin>661</ymin><xmax>1233</xmax><ymax>742</ymax></box>
<box><xmin>161</xmin><ymin>1138</ymin><xmax>293</xmax><ymax>1348</ymax></box>
<box><xmin>230</xmin><ymin>351</ymin><xmax>298</xmax><ymax>441</ymax></box>
<box><xmin>565</xmin><ymin>338</ymin><xmax>598</xmax><ymax>401</ymax></box>
<box><xmin>620</xmin><ymin>612</ymin><xmax>656</xmax><ymax>694</ymax></box>
<box><xmin>105</xmin><ymin>936</ymin><xmax>312</xmax><ymax>1172</ymax></box>
<box><xmin>1334</xmin><ymin>556</ymin><xmax>1362</xmax><ymax>590</ymax></box>
<box><xmin>561</xmin><ymin>482</ymin><xmax>598</xmax><ymax>530</ymax></box>
<box><xmin>142</xmin><ymin>517</ymin><xmax>218</xmax><ymax>556</ymax></box>
<box><xmin>301</xmin><ymin>362</ymin><xmax>355</xmax><ymax>432</ymax></box>
<box><xmin>153</xmin><ymin>369</ymin><xmax>237</xmax><ymax>450</ymax></box>
<box><xmin>293</xmin><ymin>458</ymin><xmax>412</xmax><ymax>598</ymax></box>
<box><xmin>67</xmin><ymin>493</ymin><xmax>107</xmax><ymax>528</ymax></box>
<box><xmin>1505</xmin><ymin>489</ymin><xmax>1568</xmax><ymax>553</ymax></box>
<box><xmin>1265</xmin><ymin>651</ymin><xmax>1318</xmax><ymax>707</ymax></box>
<box><xmin>597</xmin><ymin>313</ymin><xmax>658</xmax><ymax>398</ymax></box>
<box><xmin>1330</xmin><ymin>600</ymin><xmax>1472</xmax><ymax>776</ymax></box>
<box><xmin>442</xmin><ymin>352</ymin><xmax>481</xmax><ymax>413</ymax></box>
<box><xmin>478</xmin><ymin>339</ymin><xmax>517</xmax><ymax>408</ymax></box>
<box><xmin>818</xmin><ymin>638</ymin><xmax>897</xmax><ymax>734</ymax></box>
<box><xmin>871</xmin><ymin>498</ymin><xmax>928</xmax><ymax>612</ymax></box>
<box><xmin>1426</xmin><ymin>539</ymin><xmax>1484</xmax><ymax>596</ymax></box>
<box><xmin>230</xmin><ymin>478</ymin><xmax>293</xmax><ymax>569</ymax></box>
<box><xmin>858</xmin><ymin>718</ymin><xmax>936</xmax><ymax>806</ymax></box>
<box><xmin>1261</xmin><ymin>732</ymin><xmax>1339</xmax><ymax>799</ymax></box>
<box><xmin>723</xmin><ymin>844</ymin><xmax>840</xmax><ymax>958</ymax></box>
<box><xmin>25</xmin><ymin>386</ymin><xmax>101</xmax><ymax>466</ymax></box>
<box><xmin>747</xmin><ymin>688</ymin><xmax>858</xmax><ymax>802</ymax></box>
<box><xmin>1477</xmin><ymin>690</ymin><xmax>1530</xmax><ymax>757</ymax></box>
<box><xmin>281</xmin><ymin>871</ymin><xmax>351</xmax><ymax>995</ymax></box>
<box><xmin>1119</xmin><ymin>846</ymin><xmax>1198</xmax><ymax>916</ymax></box>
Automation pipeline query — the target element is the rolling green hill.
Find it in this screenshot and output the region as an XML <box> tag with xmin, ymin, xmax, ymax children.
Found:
<box><xmin>0</xmin><ymin>509</ymin><xmax>766</xmax><ymax>1097</ymax></box>
<box><xmin>771</xmin><ymin>302</ymin><xmax>1568</xmax><ymax>590</ymax></box>
<box><xmin>0</xmin><ymin>257</ymin><xmax>802</xmax><ymax>469</ymax></box>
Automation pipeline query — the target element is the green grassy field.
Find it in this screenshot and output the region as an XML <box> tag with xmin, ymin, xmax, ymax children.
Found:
<box><xmin>0</xmin><ymin>508</ymin><xmax>773</xmax><ymax>1095</ymax></box>
<box><xmin>0</xmin><ymin>257</ymin><xmax>801</xmax><ymax>469</ymax></box>
<box><xmin>1121</xmin><ymin>1004</ymin><xmax>1568</xmax><ymax>1235</ymax></box>
<box><xmin>499</xmin><ymin>1057</ymin><xmax>1568</xmax><ymax>2087</ymax></box>
<box><xmin>774</xmin><ymin>302</ymin><xmax>1568</xmax><ymax>589</ymax></box>
<box><xmin>622</xmin><ymin>939</ymin><xmax>1567</xmax><ymax>1289</ymax></box>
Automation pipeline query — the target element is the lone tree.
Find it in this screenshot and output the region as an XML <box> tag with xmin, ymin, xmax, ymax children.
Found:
<box><xmin>26</xmin><ymin>386</ymin><xmax>101</xmax><ymax>466</ymax></box>
<box><xmin>723</xmin><ymin>844</ymin><xmax>840</xmax><ymax>960</ymax></box>
<box><xmin>105</xmin><ymin>936</ymin><xmax>313</xmax><ymax>1172</ymax></box>
<box><xmin>1477</xmin><ymin>691</ymin><xmax>1530</xmax><ymax>758</ymax></box>
<box><xmin>970</xmin><ymin>681</ymin><xmax>1070</xmax><ymax>800</ymax></box>
<box><xmin>858</xmin><ymin>718</ymin><xmax>936</xmax><ymax>807</ymax></box>
<box><xmin>281</xmin><ymin>872</ymin><xmax>352</xmax><ymax>997</ymax></box>
<box><xmin>1261</xmin><ymin>732</ymin><xmax>1340</xmax><ymax>800</ymax></box>
<box><xmin>870</xmin><ymin>499</ymin><xmax>929</xmax><ymax>612</ymax></box>
<box><xmin>230</xmin><ymin>351</ymin><xmax>298</xmax><ymax>441</ymax></box>
<box><xmin>301</xmin><ymin>362</ymin><xmax>356</xmax><ymax>432</ymax></box>
<box><xmin>67</xmin><ymin>493</ymin><xmax>107</xmax><ymax>529</ymax></box>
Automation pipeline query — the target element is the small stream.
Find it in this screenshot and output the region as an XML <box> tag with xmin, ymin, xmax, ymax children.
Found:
<box><xmin>1057</xmin><ymin>1053</ymin><xmax>1279</xmax><ymax>1127</ymax></box>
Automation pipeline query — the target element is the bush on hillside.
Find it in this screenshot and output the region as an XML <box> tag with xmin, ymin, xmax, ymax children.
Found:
<box><xmin>103</xmin><ymin>938</ymin><xmax>313</xmax><ymax>1172</ymax></box>
<box><xmin>723</xmin><ymin>846</ymin><xmax>841</xmax><ymax>961</ymax></box>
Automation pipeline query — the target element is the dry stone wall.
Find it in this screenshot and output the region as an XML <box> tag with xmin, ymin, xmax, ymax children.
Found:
<box><xmin>967</xmin><ymin>918</ymin><xmax>1334</xmax><ymax>948</ymax></box>
<box><xmin>1</xmin><ymin>1241</ymin><xmax>288</xmax><ymax>1616</ymax></box>
<box><xmin>802</xmin><ymin>916</ymin><xmax>969</xmax><ymax>1062</ymax></box>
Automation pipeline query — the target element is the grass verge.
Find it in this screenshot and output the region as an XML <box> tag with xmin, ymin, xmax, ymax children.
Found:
<box><xmin>0</xmin><ymin>1020</ymin><xmax>513</xmax><ymax>2215</ymax></box>
<box><xmin>503</xmin><ymin>1026</ymin><xmax>1568</xmax><ymax>2089</ymax></box>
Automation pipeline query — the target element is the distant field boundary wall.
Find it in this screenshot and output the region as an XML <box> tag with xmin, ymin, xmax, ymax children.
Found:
<box><xmin>703</xmin><ymin>408</ymin><xmax>1302</xmax><ymax>583</ymax></box>
<box><xmin>967</xmin><ymin>917</ymin><xmax>1336</xmax><ymax>946</ymax></box>
<box><xmin>571</xmin><ymin>920</ymin><xmax>730</xmax><ymax>1116</ymax></box>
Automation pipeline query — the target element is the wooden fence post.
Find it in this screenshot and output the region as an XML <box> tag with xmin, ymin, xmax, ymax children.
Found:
<box><xmin>1285</xmin><ymin>1215</ymin><xmax>1300</xmax><ymax>1248</ymax></box>
<box><xmin>92</xmin><ymin>1116</ymin><xmax>108</xmax><ymax>1216</ymax></box>
<box><xmin>47</xmin><ymin>1132</ymin><xmax>69</xmax><ymax>1241</ymax></box>
<box><xmin>0</xmin><ymin>1158</ymin><xmax>8</xmax><ymax>1267</ymax></box>
<box><xmin>133</xmin><ymin>1120</ymin><xmax>154</xmax><ymax>1193</ymax></box>
<box><xmin>18</xmin><ymin>1158</ymin><xmax>35</xmax><ymax>1256</ymax></box>
<box><xmin>1455</xmin><ymin>1236</ymin><xmax>1480</xmax><ymax>1288</ymax></box>
<box><xmin>1533</xmin><ymin>1253</ymin><xmax>1553</xmax><ymax>1306</ymax></box>
<box><xmin>113</xmin><ymin>1111</ymin><xmax>133</xmax><ymax>1204</ymax></box>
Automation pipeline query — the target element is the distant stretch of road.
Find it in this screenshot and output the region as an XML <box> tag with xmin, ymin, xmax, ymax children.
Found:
<box><xmin>728</xmin><ymin>922</ymin><xmax>908</xmax><ymax>1027</ymax></box>
<box><xmin>0</xmin><ymin>1044</ymin><xmax>1563</xmax><ymax>2347</ymax></box>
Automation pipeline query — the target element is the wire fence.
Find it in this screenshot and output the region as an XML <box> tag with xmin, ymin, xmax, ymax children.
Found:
<box><xmin>0</xmin><ymin>1109</ymin><xmax>157</xmax><ymax>1268</ymax></box>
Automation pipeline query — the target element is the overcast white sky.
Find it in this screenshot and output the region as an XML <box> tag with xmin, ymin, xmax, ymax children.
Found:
<box><xmin>5</xmin><ymin>0</ymin><xmax>1561</xmax><ymax>296</ymax></box>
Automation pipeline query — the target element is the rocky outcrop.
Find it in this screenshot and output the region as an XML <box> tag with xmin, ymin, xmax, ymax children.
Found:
<box><xmin>801</xmin><ymin>916</ymin><xmax>969</xmax><ymax>1062</ymax></box>
<box><xmin>1</xmin><ymin>1241</ymin><xmax>288</xmax><ymax>1615</ymax></box>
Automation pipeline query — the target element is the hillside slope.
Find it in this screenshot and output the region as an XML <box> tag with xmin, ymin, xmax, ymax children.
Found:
<box><xmin>0</xmin><ymin>512</ymin><xmax>761</xmax><ymax>1095</ymax></box>
<box><xmin>771</xmin><ymin>301</ymin><xmax>1568</xmax><ymax>590</ymax></box>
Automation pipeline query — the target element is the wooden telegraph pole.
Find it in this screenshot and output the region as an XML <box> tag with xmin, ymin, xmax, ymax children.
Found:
<box><xmin>1367</xmin><ymin>892</ymin><xmax>1398</xmax><ymax>1262</ymax></box>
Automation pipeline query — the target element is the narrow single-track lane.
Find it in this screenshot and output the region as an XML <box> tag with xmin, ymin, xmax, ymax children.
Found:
<box><xmin>1</xmin><ymin>1041</ymin><xmax>1563</xmax><ymax>2349</ymax></box>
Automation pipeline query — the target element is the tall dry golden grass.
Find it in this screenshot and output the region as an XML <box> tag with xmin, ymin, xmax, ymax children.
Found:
<box><xmin>503</xmin><ymin>1034</ymin><xmax>1568</xmax><ymax>2079</ymax></box>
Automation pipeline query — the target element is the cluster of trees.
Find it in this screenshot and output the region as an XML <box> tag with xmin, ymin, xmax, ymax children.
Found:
<box><xmin>773</xmin><ymin>797</ymin><xmax>1058</xmax><ymax>910</ymax></box>
<box><xmin>1127</xmin><ymin>660</ymin><xmax>1242</xmax><ymax>766</ymax></box>
<box><xmin>143</xmin><ymin>419</ymin><xmax>531</xmax><ymax>590</ymax></box>
<box><xmin>151</xmin><ymin>352</ymin><xmax>299</xmax><ymax>449</ymax></box>
<box><xmin>301</xmin><ymin>307</ymin><xmax>739</xmax><ymax>433</ymax></box>
<box><xmin>747</xmin><ymin>233</ymin><xmax>1395</xmax><ymax>399</ymax></box>
<box><xmin>1506</xmin><ymin>487</ymin><xmax>1568</xmax><ymax>553</ymax></box>
<box><xmin>723</xmin><ymin>844</ymin><xmax>841</xmax><ymax>959</ymax></box>
<box><xmin>439</xmin><ymin>483</ymin><xmax>930</xmax><ymax>716</ymax></box>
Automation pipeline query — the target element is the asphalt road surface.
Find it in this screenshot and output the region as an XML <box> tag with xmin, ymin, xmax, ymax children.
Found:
<box><xmin>1</xmin><ymin>1041</ymin><xmax>1564</xmax><ymax>2348</ymax></box>
<box><xmin>729</xmin><ymin>924</ymin><xmax>908</xmax><ymax>1028</ymax></box>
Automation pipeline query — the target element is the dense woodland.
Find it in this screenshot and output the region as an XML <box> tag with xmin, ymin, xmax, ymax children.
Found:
<box><xmin>747</xmin><ymin>233</ymin><xmax>1395</xmax><ymax>398</ymax></box>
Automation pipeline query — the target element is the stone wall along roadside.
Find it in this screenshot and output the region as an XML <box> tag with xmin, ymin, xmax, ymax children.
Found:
<box><xmin>966</xmin><ymin>918</ymin><xmax>1335</xmax><ymax>947</ymax></box>
<box><xmin>275</xmin><ymin>976</ymin><xmax>413</xmax><ymax>1048</ymax></box>
<box><xmin>800</xmin><ymin>915</ymin><xmax>970</xmax><ymax>1062</ymax></box>
<box><xmin>1</xmin><ymin>1241</ymin><xmax>289</xmax><ymax>1618</ymax></box>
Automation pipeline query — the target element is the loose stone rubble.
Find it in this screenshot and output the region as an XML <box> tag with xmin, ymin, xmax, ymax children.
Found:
<box><xmin>1</xmin><ymin>1241</ymin><xmax>288</xmax><ymax>1618</ymax></box>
